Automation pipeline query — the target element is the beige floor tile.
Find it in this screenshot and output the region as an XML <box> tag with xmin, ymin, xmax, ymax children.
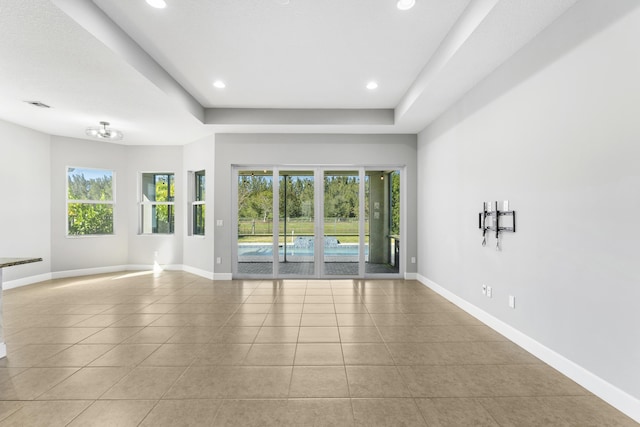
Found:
<box><xmin>224</xmin><ymin>366</ymin><xmax>292</xmax><ymax>398</ymax></box>
<box><xmin>298</xmin><ymin>327</ymin><xmax>340</xmax><ymax>343</ymax></box>
<box><xmin>79</xmin><ymin>327</ymin><xmax>143</xmax><ymax>344</ymax></box>
<box><xmin>415</xmin><ymin>398</ymin><xmax>499</xmax><ymax>427</ymax></box>
<box><xmin>294</xmin><ymin>343</ymin><xmax>344</xmax><ymax>365</ymax></box>
<box><xmin>351</xmin><ymin>398</ymin><xmax>427</xmax><ymax>426</ymax></box>
<box><xmin>285</xmin><ymin>398</ymin><xmax>355</xmax><ymax>426</ymax></box>
<box><xmin>539</xmin><ymin>395</ymin><xmax>639</xmax><ymax>426</ymax></box>
<box><xmin>213</xmin><ymin>399</ymin><xmax>288</xmax><ymax>427</ymax></box>
<box><xmin>243</xmin><ymin>343</ymin><xmax>296</xmax><ymax>365</ymax></box>
<box><xmin>479</xmin><ymin>397</ymin><xmax>570</xmax><ymax>426</ymax></box>
<box><xmin>225</xmin><ymin>313</ymin><xmax>268</xmax><ymax>326</ymax></box>
<box><xmin>102</xmin><ymin>366</ymin><xmax>186</xmax><ymax>399</ymax></box>
<box><xmin>338</xmin><ymin>327</ymin><xmax>383</xmax><ymax>343</ymax></box>
<box><xmin>255</xmin><ymin>327</ymin><xmax>300</xmax><ymax>343</ymax></box>
<box><xmin>301</xmin><ymin>314</ymin><xmax>338</xmax><ymax>327</ymax></box>
<box><xmin>38</xmin><ymin>344</ymin><xmax>114</xmax><ymax>367</ymax></box>
<box><xmin>397</xmin><ymin>365</ymin><xmax>470</xmax><ymax>397</ymax></box>
<box><xmin>140</xmin><ymin>343</ymin><xmax>205</xmax><ymax>366</ymax></box>
<box><xmin>89</xmin><ymin>344</ymin><xmax>160</xmax><ymax>367</ymax></box>
<box><xmin>5</xmin><ymin>328</ymin><xmax>101</xmax><ymax>346</ymax></box>
<box><xmin>342</xmin><ymin>343</ymin><xmax>394</xmax><ymax>365</ymax></box>
<box><xmin>289</xmin><ymin>366</ymin><xmax>349</xmax><ymax>398</ymax></box>
<box><xmin>166</xmin><ymin>326</ymin><xmax>220</xmax><ymax>343</ymax></box>
<box><xmin>0</xmin><ymin>401</ymin><xmax>23</xmax><ymax>423</ymax></box>
<box><xmin>38</xmin><ymin>366</ymin><xmax>130</xmax><ymax>400</ymax></box>
<box><xmin>212</xmin><ymin>326</ymin><xmax>260</xmax><ymax>343</ymax></box>
<box><xmin>67</xmin><ymin>400</ymin><xmax>156</xmax><ymax>427</ymax></box>
<box><xmin>193</xmin><ymin>343</ymin><xmax>252</xmax><ymax>365</ymax></box>
<box><xmin>164</xmin><ymin>366</ymin><xmax>232</xmax><ymax>399</ymax></box>
<box><xmin>270</xmin><ymin>303</ymin><xmax>304</xmax><ymax>312</ymax></box>
<box><xmin>302</xmin><ymin>304</ymin><xmax>335</xmax><ymax>314</ymax></box>
<box><xmin>1</xmin><ymin>344</ymin><xmax>70</xmax><ymax>367</ymax></box>
<box><xmin>122</xmin><ymin>326</ymin><xmax>179</xmax><ymax>344</ymax></box>
<box><xmin>346</xmin><ymin>366</ymin><xmax>411</xmax><ymax>397</ymax></box>
<box><xmin>73</xmin><ymin>314</ymin><xmax>128</xmax><ymax>328</ymax></box>
<box><xmin>336</xmin><ymin>313</ymin><xmax>375</xmax><ymax>327</ymax></box>
<box><xmin>110</xmin><ymin>314</ymin><xmax>163</xmax><ymax>327</ymax></box>
<box><xmin>304</xmin><ymin>296</ymin><xmax>334</xmax><ymax>304</ymax></box>
<box><xmin>0</xmin><ymin>367</ymin><xmax>79</xmax><ymax>400</ymax></box>
<box><xmin>334</xmin><ymin>304</ymin><xmax>368</xmax><ymax>314</ymax></box>
<box><xmin>0</xmin><ymin>367</ymin><xmax>27</xmax><ymax>385</ymax></box>
<box><xmin>140</xmin><ymin>399</ymin><xmax>222</xmax><ymax>427</ymax></box>
<box><xmin>386</xmin><ymin>342</ymin><xmax>444</xmax><ymax>365</ymax></box>
<box><xmin>263</xmin><ymin>313</ymin><xmax>301</xmax><ymax>326</ymax></box>
<box><xmin>0</xmin><ymin>400</ymin><xmax>92</xmax><ymax>427</ymax></box>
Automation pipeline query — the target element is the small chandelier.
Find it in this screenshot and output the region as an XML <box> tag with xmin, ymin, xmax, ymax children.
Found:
<box><xmin>85</xmin><ymin>121</ymin><xmax>123</xmax><ymax>141</ymax></box>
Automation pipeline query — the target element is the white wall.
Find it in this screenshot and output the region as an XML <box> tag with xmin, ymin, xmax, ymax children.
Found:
<box><xmin>50</xmin><ymin>136</ymin><xmax>128</xmax><ymax>273</ymax></box>
<box><xmin>126</xmin><ymin>145</ymin><xmax>184</xmax><ymax>267</ymax></box>
<box><xmin>0</xmin><ymin>120</ymin><xmax>51</xmax><ymax>284</ymax></box>
<box><xmin>183</xmin><ymin>135</ymin><xmax>215</xmax><ymax>277</ymax></box>
<box><xmin>214</xmin><ymin>134</ymin><xmax>418</xmax><ymax>277</ymax></box>
<box><xmin>417</xmin><ymin>0</ymin><xmax>640</xmax><ymax>416</ymax></box>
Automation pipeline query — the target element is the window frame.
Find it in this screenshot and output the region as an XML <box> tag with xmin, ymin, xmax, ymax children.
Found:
<box><xmin>66</xmin><ymin>166</ymin><xmax>116</xmax><ymax>237</ymax></box>
<box><xmin>139</xmin><ymin>171</ymin><xmax>176</xmax><ymax>235</ymax></box>
<box><xmin>189</xmin><ymin>170</ymin><xmax>206</xmax><ymax>236</ymax></box>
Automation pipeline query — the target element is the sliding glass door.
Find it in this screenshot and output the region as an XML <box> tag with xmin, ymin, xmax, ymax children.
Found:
<box><xmin>234</xmin><ymin>166</ymin><xmax>401</xmax><ymax>278</ymax></box>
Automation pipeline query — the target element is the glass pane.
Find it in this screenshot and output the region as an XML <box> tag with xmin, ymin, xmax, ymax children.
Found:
<box><xmin>67</xmin><ymin>167</ymin><xmax>113</xmax><ymax>201</ymax></box>
<box><xmin>193</xmin><ymin>204</ymin><xmax>205</xmax><ymax>235</ymax></box>
<box><xmin>68</xmin><ymin>203</ymin><xmax>113</xmax><ymax>235</ymax></box>
<box><xmin>237</xmin><ymin>170</ymin><xmax>274</xmax><ymax>275</ymax></box>
<box><xmin>195</xmin><ymin>170</ymin><xmax>205</xmax><ymax>201</ymax></box>
<box><xmin>279</xmin><ymin>171</ymin><xmax>314</xmax><ymax>276</ymax></box>
<box><xmin>365</xmin><ymin>170</ymin><xmax>400</xmax><ymax>274</ymax></box>
<box><xmin>141</xmin><ymin>204</ymin><xmax>174</xmax><ymax>234</ymax></box>
<box><xmin>324</xmin><ymin>171</ymin><xmax>359</xmax><ymax>275</ymax></box>
<box><xmin>142</xmin><ymin>173</ymin><xmax>174</xmax><ymax>202</ymax></box>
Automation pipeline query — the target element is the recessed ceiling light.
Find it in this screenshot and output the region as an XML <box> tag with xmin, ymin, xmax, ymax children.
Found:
<box><xmin>146</xmin><ymin>0</ymin><xmax>167</xmax><ymax>9</ymax></box>
<box><xmin>366</xmin><ymin>81</ymin><xmax>378</xmax><ymax>90</ymax></box>
<box><xmin>213</xmin><ymin>80</ymin><xmax>226</xmax><ymax>89</ymax></box>
<box><xmin>397</xmin><ymin>0</ymin><xmax>415</xmax><ymax>10</ymax></box>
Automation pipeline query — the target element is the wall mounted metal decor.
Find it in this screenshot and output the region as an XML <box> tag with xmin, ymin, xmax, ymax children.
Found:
<box><xmin>479</xmin><ymin>201</ymin><xmax>515</xmax><ymax>250</ymax></box>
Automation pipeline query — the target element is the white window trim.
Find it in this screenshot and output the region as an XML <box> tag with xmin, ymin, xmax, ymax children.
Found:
<box><xmin>189</xmin><ymin>170</ymin><xmax>206</xmax><ymax>237</ymax></box>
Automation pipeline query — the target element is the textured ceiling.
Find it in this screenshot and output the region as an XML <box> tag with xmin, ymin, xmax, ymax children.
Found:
<box><xmin>0</xmin><ymin>0</ymin><xmax>582</xmax><ymax>144</ymax></box>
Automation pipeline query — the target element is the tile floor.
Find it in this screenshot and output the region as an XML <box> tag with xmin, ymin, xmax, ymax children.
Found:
<box><xmin>0</xmin><ymin>271</ymin><xmax>636</xmax><ymax>426</ymax></box>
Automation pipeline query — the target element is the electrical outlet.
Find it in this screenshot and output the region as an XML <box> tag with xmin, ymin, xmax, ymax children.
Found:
<box><xmin>487</xmin><ymin>286</ymin><xmax>492</xmax><ymax>298</ymax></box>
<box><xmin>216</xmin><ymin>257</ymin><xmax>222</xmax><ymax>264</ymax></box>
<box><xmin>411</xmin><ymin>257</ymin><xmax>416</xmax><ymax>264</ymax></box>
<box><xmin>482</xmin><ymin>284</ymin><xmax>487</xmax><ymax>295</ymax></box>
<box><xmin>216</xmin><ymin>220</ymin><xmax>223</xmax><ymax>227</ymax></box>
<box><xmin>508</xmin><ymin>295</ymin><xmax>516</xmax><ymax>308</ymax></box>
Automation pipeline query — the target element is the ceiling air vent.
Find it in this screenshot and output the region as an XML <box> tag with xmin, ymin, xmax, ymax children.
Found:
<box><xmin>24</xmin><ymin>101</ymin><xmax>51</xmax><ymax>108</ymax></box>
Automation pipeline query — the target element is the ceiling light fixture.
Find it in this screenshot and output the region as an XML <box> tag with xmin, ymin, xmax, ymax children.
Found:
<box><xmin>397</xmin><ymin>0</ymin><xmax>415</xmax><ymax>10</ymax></box>
<box><xmin>146</xmin><ymin>0</ymin><xmax>167</xmax><ymax>9</ymax></box>
<box><xmin>24</xmin><ymin>100</ymin><xmax>51</xmax><ymax>108</ymax></box>
<box><xmin>366</xmin><ymin>81</ymin><xmax>378</xmax><ymax>90</ymax></box>
<box><xmin>213</xmin><ymin>80</ymin><xmax>226</xmax><ymax>89</ymax></box>
<box><xmin>85</xmin><ymin>121</ymin><xmax>123</xmax><ymax>141</ymax></box>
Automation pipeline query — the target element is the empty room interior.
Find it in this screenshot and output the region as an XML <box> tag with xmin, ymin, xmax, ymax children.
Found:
<box><xmin>0</xmin><ymin>0</ymin><xmax>639</xmax><ymax>425</ymax></box>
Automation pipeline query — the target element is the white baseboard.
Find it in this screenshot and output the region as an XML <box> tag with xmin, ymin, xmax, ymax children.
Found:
<box><xmin>416</xmin><ymin>274</ymin><xmax>640</xmax><ymax>424</ymax></box>
<box><xmin>214</xmin><ymin>273</ymin><xmax>233</xmax><ymax>280</ymax></box>
<box><xmin>0</xmin><ymin>342</ymin><xmax>6</xmax><ymax>359</ymax></box>
<box><xmin>404</xmin><ymin>272</ymin><xmax>418</xmax><ymax>280</ymax></box>
<box><xmin>51</xmin><ymin>265</ymin><xmax>128</xmax><ymax>280</ymax></box>
<box><xmin>3</xmin><ymin>272</ymin><xmax>53</xmax><ymax>290</ymax></box>
<box><xmin>183</xmin><ymin>265</ymin><xmax>214</xmax><ymax>280</ymax></box>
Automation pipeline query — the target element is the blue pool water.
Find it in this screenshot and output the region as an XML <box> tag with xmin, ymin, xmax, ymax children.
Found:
<box><xmin>238</xmin><ymin>243</ymin><xmax>367</xmax><ymax>257</ymax></box>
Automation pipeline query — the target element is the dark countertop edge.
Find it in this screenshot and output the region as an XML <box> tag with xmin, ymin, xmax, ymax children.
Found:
<box><xmin>0</xmin><ymin>258</ymin><xmax>43</xmax><ymax>268</ymax></box>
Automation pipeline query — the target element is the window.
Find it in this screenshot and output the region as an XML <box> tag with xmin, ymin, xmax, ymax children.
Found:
<box><xmin>141</xmin><ymin>172</ymin><xmax>175</xmax><ymax>234</ymax></box>
<box><xmin>67</xmin><ymin>167</ymin><xmax>114</xmax><ymax>235</ymax></box>
<box><xmin>192</xmin><ymin>170</ymin><xmax>205</xmax><ymax>236</ymax></box>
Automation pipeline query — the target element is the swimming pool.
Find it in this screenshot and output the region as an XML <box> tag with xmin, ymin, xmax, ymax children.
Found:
<box><xmin>238</xmin><ymin>242</ymin><xmax>368</xmax><ymax>262</ymax></box>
